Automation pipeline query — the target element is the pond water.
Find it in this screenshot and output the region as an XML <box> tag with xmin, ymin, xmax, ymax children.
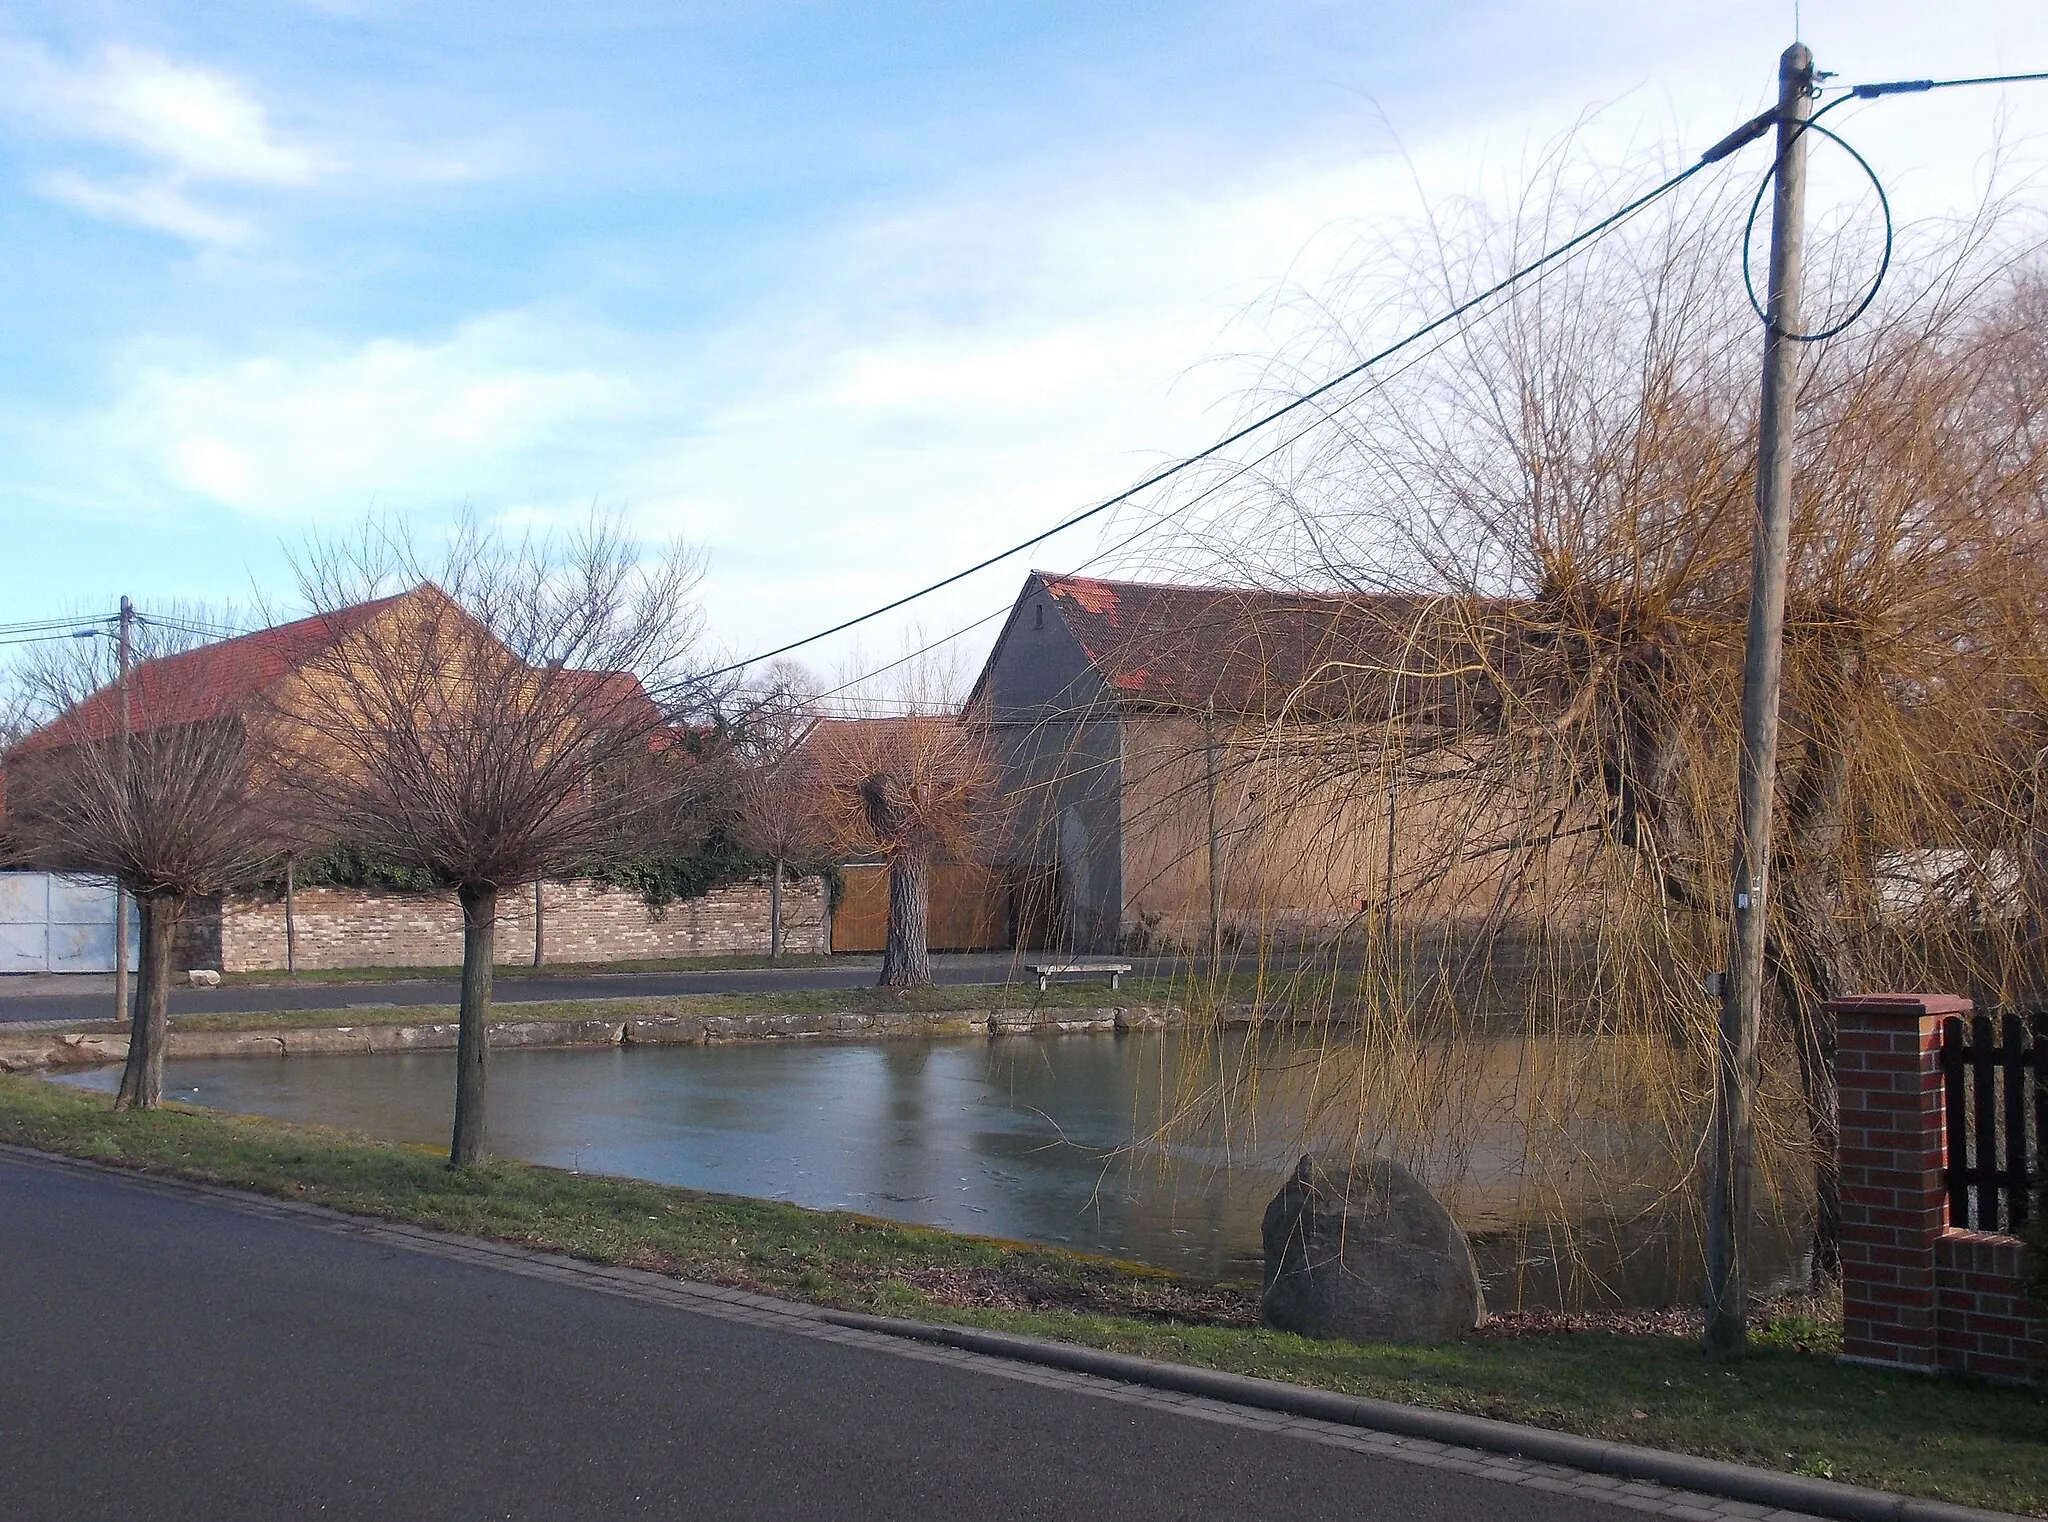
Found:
<box><xmin>56</xmin><ymin>1031</ymin><xmax>1813</xmax><ymax>1308</ymax></box>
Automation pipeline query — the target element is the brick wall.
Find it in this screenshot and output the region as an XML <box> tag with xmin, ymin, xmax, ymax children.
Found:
<box><xmin>1936</xmin><ymin>1230</ymin><xmax>2040</xmax><ymax>1382</ymax></box>
<box><xmin>1831</xmin><ymin>993</ymin><xmax>2044</xmax><ymax>1380</ymax></box>
<box><xmin>219</xmin><ymin>876</ymin><xmax>828</xmax><ymax>972</ymax></box>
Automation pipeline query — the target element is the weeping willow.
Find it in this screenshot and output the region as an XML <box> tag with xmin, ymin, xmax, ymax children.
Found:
<box><xmin>1088</xmin><ymin>156</ymin><xmax>2048</xmax><ymax>1306</ymax></box>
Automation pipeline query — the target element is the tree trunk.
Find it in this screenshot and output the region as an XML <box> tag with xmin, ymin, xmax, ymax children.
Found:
<box><xmin>879</xmin><ymin>848</ymin><xmax>933</xmax><ymax>987</ymax></box>
<box><xmin>1767</xmin><ymin>640</ymin><xmax>1863</xmax><ymax>1281</ymax></box>
<box><xmin>115</xmin><ymin>890</ymin><xmax>182</xmax><ymax>1112</ymax></box>
<box><xmin>450</xmin><ymin>884</ymin><xmax>497</xmax><ymax>1167</ymax></box>
<box><xmin>770</xmin><ymin>858</ymin><xmax>784</xmax><ymax>960</ymax></box>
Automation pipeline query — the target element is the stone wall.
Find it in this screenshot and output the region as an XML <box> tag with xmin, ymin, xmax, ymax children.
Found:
<box><xmin>218</xmin><ymin>876</ymin><xmax>829</xmax><ymax>972</ymax></box>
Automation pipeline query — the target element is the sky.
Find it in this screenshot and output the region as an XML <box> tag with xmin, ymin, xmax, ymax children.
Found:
<box><xmin>1</xmin><ymin>0</ymin><xmax>2045</xmax><ymax>698</ymax></box>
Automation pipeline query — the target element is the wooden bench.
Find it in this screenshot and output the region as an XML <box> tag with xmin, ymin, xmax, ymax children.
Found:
<box><xmin>1027</xmin><ymin>962</ymin><xmax>1133</xmax><ymax>993</ymax></box>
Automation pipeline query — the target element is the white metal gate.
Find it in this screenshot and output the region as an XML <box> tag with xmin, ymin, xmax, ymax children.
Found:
<box><xmin>0</xmin><ymin>872</ymin><xmax>140</xmax><ymax>974</ymax></box>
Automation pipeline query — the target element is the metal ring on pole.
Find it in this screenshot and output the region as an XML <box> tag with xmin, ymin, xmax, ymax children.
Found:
<box><xmin>1740</xmin><ymin>114</ymin><xmax>1894</xmax><ymax>343</ymax></box>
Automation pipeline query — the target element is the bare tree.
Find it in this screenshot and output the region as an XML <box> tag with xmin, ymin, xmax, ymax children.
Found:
<box><xmin>801</xmin><ymin>714</ymin><xmax>996</xmax><ymax>986</ymax></box>
<box><xmin>3</xmin><ymin>626</ymin><xmax>273</xmax><ymax>1109</ymax></box>
<box><xmin>1119</xmin><ymin>141</ymin><xmax>2048</xmax><ymax>1299</ymax></box>
<box><xmin>272</xmin><ymin>515</ymin><xmax>715</xmax><ymax>1166</ymax></box>
<box><xmin>734</xmin><ymin>759</ymin><xmax>825</xmax><ymax>959</ymax></box>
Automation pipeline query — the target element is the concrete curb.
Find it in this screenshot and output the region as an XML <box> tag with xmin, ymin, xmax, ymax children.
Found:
<box><xmin>817</xmin><ymin>1311</ymin><xmax>2023</xmax><ymax>1522</ymax></box>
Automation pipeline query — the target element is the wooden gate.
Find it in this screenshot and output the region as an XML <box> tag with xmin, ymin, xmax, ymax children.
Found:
<box><xmin>831</xmin><ymin>862</ymin><xmax>1013</xmax><ymax>953</ymax></box>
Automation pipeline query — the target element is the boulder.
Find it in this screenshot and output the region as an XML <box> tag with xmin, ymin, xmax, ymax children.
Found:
<box><xmin>186</xmin><ymin>969</ymin><xmax>221</xmax><ymax>988</ymax></box>
<box><xmin>1261</xmin><ymin>1153</ymin><xmax>1485</xmax><ymax>1344</ymax></box>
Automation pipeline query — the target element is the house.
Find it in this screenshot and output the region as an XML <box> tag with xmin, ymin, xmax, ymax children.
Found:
<box><xmin>2</xmin><ymin>588</ymin><xmax>823</xmax><ymax>971</ymax></box>
<box><xmin>963</xmin><ymin>571</ymin><xmax>1545</xmax><ymax>954</ymax></box>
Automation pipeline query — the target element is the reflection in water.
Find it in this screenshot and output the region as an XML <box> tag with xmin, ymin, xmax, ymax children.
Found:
<box><xmin>57</xmin><ymin>1031</ymin><xmax>1811</xmax><ymax>1308</ymax></box>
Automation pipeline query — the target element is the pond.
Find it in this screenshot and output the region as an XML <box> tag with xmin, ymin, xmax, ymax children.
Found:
<box><xmin>56</xmin><ymin>1031</ymin><xmax>1814</xmax><ymax>1308</ymax></box>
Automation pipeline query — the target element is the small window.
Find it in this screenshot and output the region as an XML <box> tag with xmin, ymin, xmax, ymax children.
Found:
<box><xmin>1033</xmin><ymin>604</ymin><xmax>1044</xmax><ymax>629</ymax></box>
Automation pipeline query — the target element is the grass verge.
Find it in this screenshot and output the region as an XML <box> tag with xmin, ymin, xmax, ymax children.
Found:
<box><xmin>157</xmin><ymin>977</ymin><xmax>1213</xmax><ymax>1033</ymax></box>
<box><xmin>2</xmin><ymin>1071</ymin><xmax>2041</xmax><ymax>1514</ymax></box>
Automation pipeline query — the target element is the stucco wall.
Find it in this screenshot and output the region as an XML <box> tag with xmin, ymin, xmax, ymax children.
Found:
<box><xmin>1117</xmin><ymin>715</ymin><xmax>1597</xmax><ymax>951</ymax></box>
<box><xmin>219</xmin><ymin>876</ymin><xmax>828</xmax><ymax>972</ymax></box>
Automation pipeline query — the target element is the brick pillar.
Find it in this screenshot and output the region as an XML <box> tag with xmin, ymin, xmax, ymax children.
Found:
<box><xmin>1829</xmin><ymin>992</ymin><xmax>1968</xmax><ymax>1373</ymax></box>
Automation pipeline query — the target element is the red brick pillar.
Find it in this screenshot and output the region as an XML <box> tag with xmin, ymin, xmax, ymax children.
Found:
<box><xmin>1829</xmin><ymin>993</ymin><xmax>1968</xmax><ymax>1372</ymax></box>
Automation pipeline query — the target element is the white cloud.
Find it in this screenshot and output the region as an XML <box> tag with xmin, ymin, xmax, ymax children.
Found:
<box><xmin>0</xmin><ymin>40</ymin><xmax>327</xmax><ymax>245</ymax></box>
<box><xmin>97</xmin><ymin>314</ymin><xmax>633</xmax><ymax>517</ymax></box>
<box><xmin>8</xmin><ymin>43</ymin><xmax>318</xmax><ymax>184</ymax></box>
<box><xmin>38</xmin><ymin>169</ymin><xmax>253</xmax><ymax>245</ymax></box>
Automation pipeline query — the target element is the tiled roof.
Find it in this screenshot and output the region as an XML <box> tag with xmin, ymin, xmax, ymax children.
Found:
<box><xmin>1032</xmin><ymin>572</ymin><xmax>1510</xmax><ymax>719</ymax></box>
<box><xmin>8</xmin><ymin>594</ymin><xmax>410</xmax><ymax>755</ymax></box>
<box><xmin>551</xmin><ymin>668</ymin><xmax>664</xmax><ymax>732</ymax></box>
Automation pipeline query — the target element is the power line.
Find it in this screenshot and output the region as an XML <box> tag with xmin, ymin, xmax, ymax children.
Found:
<box><xmin>1843</xmin><ymin>69</ymin><xmax>2048</xmax><ymax>100</ymax></box>
<box><xmin>698</xmin><ymin>133</ymin><xmax>1758</xmax><ymax>680</ymax></box>
<box><xmin>791</xmin><ymin>281</ymin><xmax>1504</xmax><ymax>713</ymax></box>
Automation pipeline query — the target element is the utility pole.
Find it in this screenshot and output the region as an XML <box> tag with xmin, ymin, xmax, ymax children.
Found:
<box><xmin>112</xmin><ymin>595</ymin><xmax>134</xmax><ymax>1025</ymax></box>
<box><xmin>1706</xmin><ymin>40</ymin><xmax>1813</xmax><ymax>1360</ymax></box>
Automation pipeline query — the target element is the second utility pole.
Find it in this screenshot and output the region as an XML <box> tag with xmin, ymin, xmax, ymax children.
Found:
<box><xmin>1705</xmin><ymin>40</ymin><xmax>1813</xmax><ymax>1360</ymax></box>
<box><xmin>112</xmin><ymin>595</ymin><xmax>135</xmax><ymax>1025</ymax></box>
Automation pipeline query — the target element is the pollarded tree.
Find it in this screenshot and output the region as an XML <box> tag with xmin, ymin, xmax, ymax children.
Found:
<box><xmin>1144</xmin><ymin>140</ymin><xmax>2048</xmax><ymax>1308</ymax></box>
<box><xmin>800</xmin><ymin>714</ymin><xmax>996</xmax><ymax>986</ymax></box>
<box><xmin>270</xmin><ymin>515</ymin><xmax>716</xmax><ymax>1166</ymax></box>
<box><xmin>3</xmin><ymin>627</ymin><xmax>274</xmax><ymax>1110</ymax></box>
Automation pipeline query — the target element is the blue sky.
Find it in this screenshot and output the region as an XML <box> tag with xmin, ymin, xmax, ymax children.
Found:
<box><xmin>1</xmin><ymin>0</ymin><xmax>2045</xmax><ymax>692</ymax></box>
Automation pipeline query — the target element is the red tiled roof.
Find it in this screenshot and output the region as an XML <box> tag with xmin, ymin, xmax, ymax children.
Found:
<box><xmin>541</xmin><ymin>668</ymin><xmax>663</xmax><ymax>733</ymax></box>
<box><xmin>1033</xmin><ymin>573</ymin><xmax>1482</xmax><ymax>717</ymax></box>
<box><xmin>7</xmin><ymin>593</ymin><xmax>410</xmax><ymax>755</ymax></box>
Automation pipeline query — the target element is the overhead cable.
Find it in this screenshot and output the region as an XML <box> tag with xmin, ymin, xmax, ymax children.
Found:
<box><xmin>696</xmin><ymin>131</ymin><xmax>1761</xmax><ymax>680</ymax></box>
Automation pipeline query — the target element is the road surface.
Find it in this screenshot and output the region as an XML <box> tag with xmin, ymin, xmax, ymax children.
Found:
<box><xmin>0</xmin><ymin>1151</ymin><xmax>1653</xmax><ymax>1522</ymax></box>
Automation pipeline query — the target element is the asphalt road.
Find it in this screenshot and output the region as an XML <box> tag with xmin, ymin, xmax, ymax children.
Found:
<box><xmin>0</xmin><ymin>952</ymin><xmax>1192</xmax><ymax>1026</ymax></box>
<box><xmin>0</xmin><ymin>1154</ymin><xmax>1637</xmax><ymax>1522</ymax></box>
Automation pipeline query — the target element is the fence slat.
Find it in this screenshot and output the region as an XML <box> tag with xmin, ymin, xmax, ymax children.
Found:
<box><xmin>1973</xmin><ymin>1014</ymin><xmax>2000</xmax><ymax>1230</ymax></box>
<box><xmin>2035</xmin><ymin>1011</ymin><xmax>2048</xmax><ymax>1234</ymax></box>
<box><xmin>1943</xmin><ymin>1017</ymin><xmax>1971</xmax><ymax>1228</ymax></box>
<box><xmin>2003</xmin><ymin>1013</ymin><xmax>2029</xmax><ymax>1229</ymax></box>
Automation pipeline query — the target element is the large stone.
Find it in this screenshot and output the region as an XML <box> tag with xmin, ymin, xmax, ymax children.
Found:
<box><xmin>1261</xmin><ymin>1153</ymin><xmax>1485</xmax><ymax>1344</ymax></box>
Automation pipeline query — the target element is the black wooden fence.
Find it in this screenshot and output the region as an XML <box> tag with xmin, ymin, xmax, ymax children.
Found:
<box><xmin>1940</xmin><ymin>1011</ymin><xmax>2046</xmax><ymax>1233</ymax></box>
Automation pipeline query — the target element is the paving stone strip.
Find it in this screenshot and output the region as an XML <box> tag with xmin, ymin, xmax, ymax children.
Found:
<box><xmin>0</xmin><ymin>1144</ymin><xmax>2016</xmax><ymax>1522</ymax></box>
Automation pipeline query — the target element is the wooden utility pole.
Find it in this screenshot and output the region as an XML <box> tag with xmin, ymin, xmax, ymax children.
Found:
<box><xmin>1706</xmin><ymin>40</ymin><xmax>1813</xmax><ymax>1360</ymax></box>
<box><xmin>112</xmin><ymin>595</ymin><xmax>134</xmax><ymax>1024</ymax></box>
<box><xmin>1204</xmin><ymin>705</ymin><xmax>1223</xmax><ymax>968</ymax></box>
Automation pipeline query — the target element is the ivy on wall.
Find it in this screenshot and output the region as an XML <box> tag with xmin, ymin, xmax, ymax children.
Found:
<box><xmin>568</xmin><ymin>828</ymin><xmax>776</xmax><ymax>914</ymax></box>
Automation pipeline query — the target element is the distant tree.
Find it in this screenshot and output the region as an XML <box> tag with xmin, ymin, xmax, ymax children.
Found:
<box><xmin>3</xmin><ymin>626</ymin><xmax>272</xmax><ymax>1110</ymax></box>
<box><xmin>734</xmin><ymin>757</ymin><xmax>826</xmax><ymax>959</ymax></box>
<box><xmin>273</xmin><ymin>515</ymin><xmax>716</xmax><ymax>1166</ymax></box>
<box><xmin>801</xmin><ymin>715</ymin><xmax>996</xmax><ymax>986</ymax></box>
<box><xmin>726</xmin><ymin>661</ymin><xmax>826</xmax><ymax>959</ymax></box>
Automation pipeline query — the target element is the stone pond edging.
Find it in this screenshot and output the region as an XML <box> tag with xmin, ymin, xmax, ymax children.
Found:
<box><xmin>0</xmin><ymin>1002</ymin><xmax>1230</xmax><ymax>1073</ymax></box>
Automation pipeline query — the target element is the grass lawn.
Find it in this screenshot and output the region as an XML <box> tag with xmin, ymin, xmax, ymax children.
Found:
<box><xmin>2</xmin><ymin>1070</ymin><xmax>2040</xmax><ymax>1515</ymax></box>
<box><xmin>150</xmin><ymin>977</ymin><xmax>1221</xmax><ymax>1033</ymax></box>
